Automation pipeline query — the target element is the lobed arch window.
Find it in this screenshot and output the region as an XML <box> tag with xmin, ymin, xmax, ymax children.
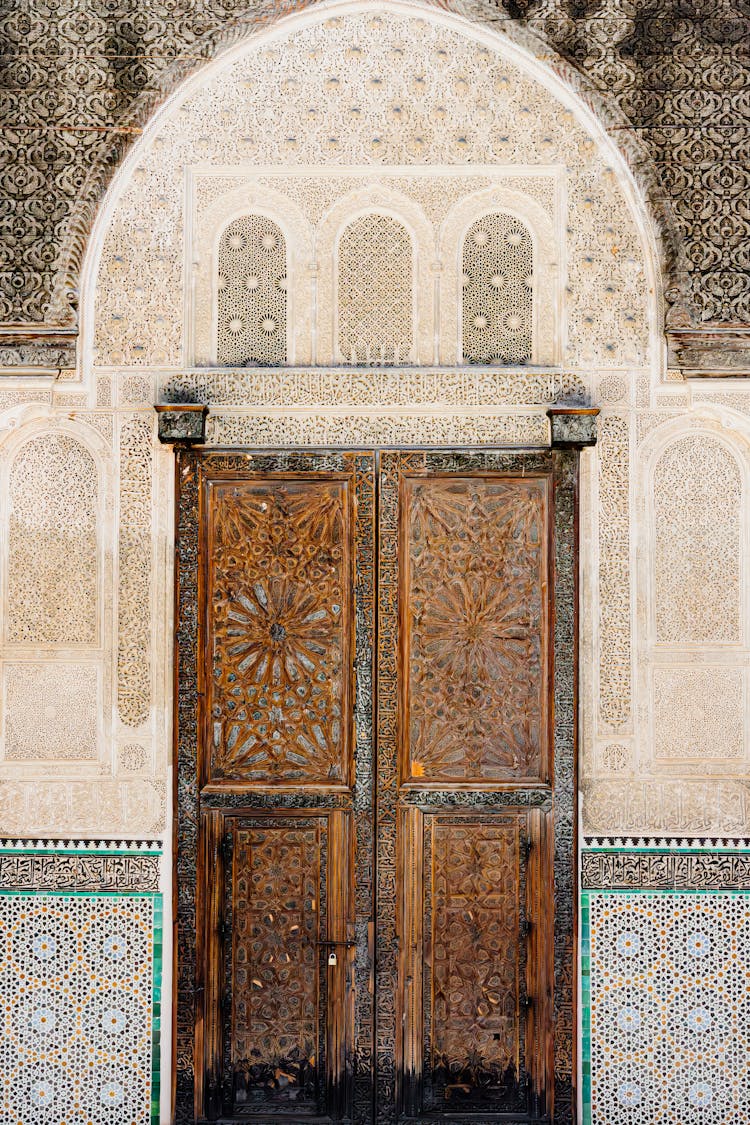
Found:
<box><xmin>461</xmin><ymin>212</ymin><xmax>534</xmax><ymax>365</ymax></box>
<box><xmin>209</xmin><ymin>199</ymin><xmax>550</xmax><ymax>368</ymax></box>
<box><xmin>336</xmin><ymin>212</ymin><xmax>414</xmax><ymax>365</ymax></box>
<box><xmin>216</xmin><ymin>214</ymin><xmax>288</xmax><ymax>365</ymax></box>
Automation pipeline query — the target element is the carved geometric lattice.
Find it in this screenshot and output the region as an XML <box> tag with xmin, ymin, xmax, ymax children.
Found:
<box><xmin>653</xmin><ymin>435</ymin><xmax>742</xmax><ymax>646</ymax></box>
<box><xmin>337</xmin><ymin>213</ymin><xmax>413</xmax><ymax>364</ymax></box>
<box><xmin>431</xmin><ymin>821</ymin><xmax>522</xmax><ymax>1091</ymax></box>
<box><xmin>402</xmin><ymin>475</ymin><xmax>550</xmax><ymax>784</ymax></box>
<box><xmin>7</xmin><ymin>434</ymin><xmax>98</xmax><ymax>646</ymax></box>
<box><xmin>230</xmin><ymin>823</ymin><xmax>321</xmax><ymax>1109</ymax></box>
<box><xmin>4</xmin><ymin>663</ymin><xmax>98</xmax><ymax>761</ymax></box>
<box><xmin>207</xmin><ymin>477</ymin><xmax>352</xmax><ymax>786</ymax></box>
<box><xmin>217</xmin><ymin>214</ymin><xmax>287</xmax><ymax>366</ymax></box>
<box><xmin>462</xmin><ymin>213</ymin><xmax>533</xmax><ymax>364</ymax></box>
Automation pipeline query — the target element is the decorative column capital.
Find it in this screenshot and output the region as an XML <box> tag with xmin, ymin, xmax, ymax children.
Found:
<box><xmin>154</xmin><ymin>403</ymin><xmax>208</xmax><ymax>445</ymax></box>
<box><xmin>547</xmin><ymin>405</ymin><xmax>600</xmax><ymax>449</ymax></box>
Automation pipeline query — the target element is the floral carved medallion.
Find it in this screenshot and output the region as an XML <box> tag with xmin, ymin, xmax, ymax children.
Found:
<box><xmin>400</xmin><ymin>475</ymin><xmax>551</xmax><ymax>786</ymax></box>
<box><xmin>205</xmin><ymin>477</ymin><xmax>352</xmax><ymax>787</ymax></box>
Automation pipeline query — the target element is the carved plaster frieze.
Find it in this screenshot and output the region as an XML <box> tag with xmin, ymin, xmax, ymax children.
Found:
<box><xmin>583</xmin><ymin>779</ymin><xmax>750</xmax><ymax>836</ymax></box>
<box><xmin>581</xmin><ymin>849</ymin><xmax>750</xmax><ymax>892</ymax></box>
<box><xmin>203</xmin><ymin>409</ymin><xmax>550</xmax><ymax>447</ymax></box>
<box><xmin>160</xmin><ymin>367</ymin><xmax>588</xmax><ymax>408</ymax></box>
<box><xmin>0</xmin><ymin>848</ymin><xmax>161</xmax><ymax>893</ymax></box>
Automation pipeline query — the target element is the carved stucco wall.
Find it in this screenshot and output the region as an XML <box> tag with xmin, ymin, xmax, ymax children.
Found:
<box><xmin>85</xmin><ymin>6</ymin><xmax>651</xmax><ymax>374</ymax></box>
<box><xmin>0</xmin><ymin>391</ymin><xmax>169</xmax><ymax>836</ymax></box>
<box><xmin>0</xmin><ymin>0</ymin><xmax>749</xmax><ymax>842</ymax></box>
<box><xmin>1</xmin><ymin>0</ymin><xmax>749</xmax><ymax>376</ymax></box>
<box><xmin>582</xmin><ymin>398</ymin><xmax>750</xmax><ymax>834</ymax></box>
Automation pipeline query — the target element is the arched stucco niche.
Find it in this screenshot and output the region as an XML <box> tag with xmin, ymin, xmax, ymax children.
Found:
<box><xmin>79</xmin><ymin>0</ymin><xmax>662</xmax><ymax>383</ymax></box>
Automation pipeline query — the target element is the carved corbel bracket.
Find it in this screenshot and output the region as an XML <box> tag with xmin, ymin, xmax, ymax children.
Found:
<box><xmin>154</xmin><ymin>403</ymin><xmax>208</xmax><ymax>445</ymax></box>
<box><xmin>547</xmin><ymin>405</ymin><xmax>600</xmax><ymax>448</ymax></box>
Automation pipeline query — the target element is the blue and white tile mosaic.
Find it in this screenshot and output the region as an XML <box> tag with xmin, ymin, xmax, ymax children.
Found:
<box><xmin>583</xmin><ymin>889</ymin><xmax>750</xmax><ymax>1125</ymax></box>
<box><xmin>0</xmin><ymin>844</ymin><xmax>161</xmax><ymax>1125</ymax></box>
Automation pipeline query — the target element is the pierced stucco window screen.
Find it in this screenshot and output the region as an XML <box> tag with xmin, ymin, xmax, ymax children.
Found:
<box><xmin>335</xmin><ymin>212</ymin><xmax>415</xmax><ymax>366</ymax></box>
<box><xmin>461</xmin><ymin>211</ymin><xmax>534</xmax><ymax>365</ymax></box>
<box><xmin>216</xmin><ymin>214</ymin><xmax>288</xmax><ymax>366</ymax></box>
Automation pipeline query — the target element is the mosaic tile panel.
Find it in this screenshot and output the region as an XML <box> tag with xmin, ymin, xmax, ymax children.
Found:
<box><xmin>582</xmin><ymin>880</ymin><xmax>750</xmax><ymax>1125</ymax></box>
<box><xmin>0</xmin><ymin>846</ymin><xmax>162</xmax><ymax>1125</ymax></box>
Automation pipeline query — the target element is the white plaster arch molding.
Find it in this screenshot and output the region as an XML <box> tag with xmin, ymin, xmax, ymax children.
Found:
<box><xmin>189</xmin><ymin>183</ymin><xmax>315</xmax><ymax>366</ymax></box>
<box><xmin>79</xmin><ymin>0</ymin><xmax>660</xmax><ymax>380</ymax></box>
<box><xmin>634</xmin><ymin>411</ymin><xmax>750</xmax><ymax>778</ymax></box>
<box><xmin>439</xmin><ymin>186</ymin><xmax>559</xmax><ymax>365</ymax></box>
<box><xmin>316</xmin><ymin>186</ymin><xmax>435</xmax><ymax>364</ymax></box>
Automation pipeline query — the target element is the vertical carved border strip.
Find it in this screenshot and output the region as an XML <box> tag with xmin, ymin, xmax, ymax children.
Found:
<box><xmin>174</xmin><ymin>449</ymin><xmax>201</xmax><ymax>1122</ymax></box>
<box><xmin>349</xmin><ymin>451</ymin><xmax>376</xmax><ymax>1125</ymax></box>
<box><xmin>376</xmin><ymin>449</ymin><xmax>425</xmax><ymax>1123</ymax></box>
<box><xmin>551</xmin><ymin>448</ymin><xmax>577</xmax><ymax>1122</ymax></box>
<box><xmin>117</xmin><ymin>414</ymin><xmax>154</xmax><ymax>728</ymax></box>
<box><xmin>596</xmin><ymin>414</ymin><xmax>631</xmax><ymax>734</ymax></box>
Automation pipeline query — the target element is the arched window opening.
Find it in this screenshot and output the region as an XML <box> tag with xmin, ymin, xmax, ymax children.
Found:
<box><xmin>462</xmin><ymin>213</ymin><xmax>533</xmax><ymax>364</ymax></box>
<box><xmin>337</xmin><ymin>213</ymin><xmax>414</xmax><ymax>364</ymax></box>
<box><xmin>216</xmin><ymin>214</ymin><xmax>287</xmax><ymax>365</ymax></box>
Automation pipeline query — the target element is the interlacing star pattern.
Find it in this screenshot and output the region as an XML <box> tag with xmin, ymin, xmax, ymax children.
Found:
<box><xmin>405</xmin><ymin>476</ymin><xmax>548</xmax><ymax>782</ymax></box>
<box><xmin>209</xmin><ymin>479</ymin><xmax>349</xmax><ymax>784</ymax></box>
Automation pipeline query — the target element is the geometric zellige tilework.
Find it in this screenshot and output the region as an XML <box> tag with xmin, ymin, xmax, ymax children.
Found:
<box><xmin>0</xmin><ymin>894</ymin><xmax>158</xmax><ymax>1124</ymax></box>
<box><xmin>586</xmin><ymin>892</ymin><xmax>750</xmax><ymax>1125</ymax></box>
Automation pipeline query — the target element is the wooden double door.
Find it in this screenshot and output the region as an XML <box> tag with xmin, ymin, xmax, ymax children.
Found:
<box><xmin>174</xmin><ymin>448</ymin><xmax>577</xmax><ymax>1125</ymax></box>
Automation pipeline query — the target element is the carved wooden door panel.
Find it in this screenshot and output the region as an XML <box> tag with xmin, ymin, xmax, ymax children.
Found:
<box><xmin>190</xmin><ymin>452</ymin><xmax>375</xmax><ymax>1124</ymax></box>
<box><xmin>178</xmin><ymin>447</ymin><xmax>576</xmax><ymax>1125</ymax></box>
<box><xmin>375</xmin><ymin>451</ymin><xmax>574</xmax><ymax>1124</ymax></box>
